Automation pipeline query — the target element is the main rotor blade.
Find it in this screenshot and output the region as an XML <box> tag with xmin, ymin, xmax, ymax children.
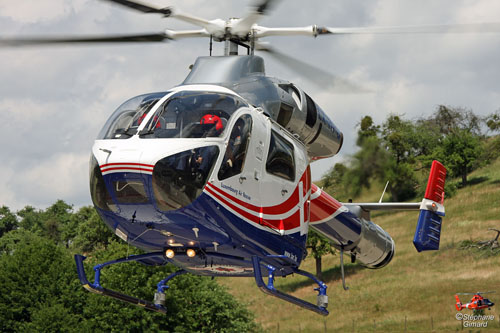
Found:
<box><xmin>101</xmin><ymin>0</ymin><xmax>172</xmax><ymax>16</ymax></box>
<box><xmin>456</xmin><ymin>292</ymin><xmax>496</xmax><ymax>295</ymax></box>
<box><xmin>254</xmin><ymin>22</ymin><xmax>500</xmax><ymax>38</ymax></box>
<box><xmin>101</xmin><ymin>0</ymin><xmax>220</xmax><ymax>36</ymax></box>
<box><xmin>320</xmin><ymin>22</ymin><xmax>500</xmax><ymax>35</ymax></box>
<box><xmin>233</xmin><ymin>0</ymin><xmax>281</xmax><ymax>36</ymax></box>
<box><xmin>254</xmin><ymin>0</ymin><xmax>280</xmax><ymax>15</ymax></box>
<box><xmin>0</xmin><ymin>33</ymin><xmax>171</xmax><ymax>46</ymax></box>
<box><xmin>256</xmin><ymin>43</ymin><xmax>368</xmax><ymax>94</ymax></box>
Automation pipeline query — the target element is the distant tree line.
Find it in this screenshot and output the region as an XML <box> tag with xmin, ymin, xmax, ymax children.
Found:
<box><xmin>321</xmin><ymin>106</ymin><xmax>500</xmax><ymax>201</ymax></box>
<box><xmin>0</xmin><ymin>201</ymin><xmax>260</xmax><ymax>332</ymax></box>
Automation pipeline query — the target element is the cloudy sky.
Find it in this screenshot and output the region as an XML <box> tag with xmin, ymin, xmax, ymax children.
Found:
<box><xmin>1</xmin><ymin>0</ymin><xmax>499</xmax><ymax>211</ymax></box>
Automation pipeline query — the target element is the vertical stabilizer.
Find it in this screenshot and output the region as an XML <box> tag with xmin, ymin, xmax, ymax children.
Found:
<box><xmin>413</xmin><ymin>161</ymin><xmax>447</xmax><ymax>252</ymax></box>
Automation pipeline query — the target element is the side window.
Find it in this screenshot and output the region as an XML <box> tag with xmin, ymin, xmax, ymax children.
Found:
<box><xmin>266</xmin><ymin>130</ymin><xmax>296</xmax><ymax>182</ymax></box>
<box><xmin>218</xmin><ymin>114</ymin><xmax>252</xmax><ymax>180</ymax></box>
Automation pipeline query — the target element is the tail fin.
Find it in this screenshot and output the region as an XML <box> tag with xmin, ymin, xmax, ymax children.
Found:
<box><xmin>413</xmin><ymin>161</ymin><xmax>447</xmax><ymax>252</ymax></box>
<box><xmin>455</xmin><ymin>295</ymin><xmax>463</xmax><ymax>311</ymax></box>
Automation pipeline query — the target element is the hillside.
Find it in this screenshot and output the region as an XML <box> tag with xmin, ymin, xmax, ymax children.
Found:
<box><xmin>218</xmin><ymin>158</ymin><xmax>500</xmax><ymax>332</ymax></box>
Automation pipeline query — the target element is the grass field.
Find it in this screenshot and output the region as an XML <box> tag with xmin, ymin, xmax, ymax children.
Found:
<box><xmin>218</xmin><ymin>158</ymin><xmax>500</xmax><ymax>332</ymax></box>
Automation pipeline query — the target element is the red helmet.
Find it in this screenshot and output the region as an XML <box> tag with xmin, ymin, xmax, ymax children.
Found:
<box><xmin>200</xmin><ymin>114</ymin><xmax>223</xmax><ymax>131</ymax></box>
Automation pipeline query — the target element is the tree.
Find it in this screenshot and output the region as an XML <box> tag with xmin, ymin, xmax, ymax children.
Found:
<box><xmin>437</xmin><ymin>129</ymin><xmax>483</xmax><ymax>186</ymax></box>
<box><xmin>306</xmin><ymin>229</ymin><xmax>336</xmax><ymax>280</ymax></box>
<box><xmin>427</xmin><ymin>106</ymin><xmax>484</xmax><ymax>186</ymax></box>
<box><xmin>345</xmin><ymin>135</ymin><xmax>389</xmax><ymax>197</ymax></box>
<box><xmin>17</xmin><ymin>205</ymin><xmax>44</xmax><ymax>234</ymax></box>
<box><xmin>43</xmin><ymin>200</ymin><xmax>73</xmax><ymax>244</ymax></box>
<box><xmin>380</xmin><ymin>115</ymin><xmax>419</xmax><ymax>201</ymax></box>
<box><xmin>432</xmin><ymin>105</ymin><xmax>481</xmax><ymax>135</ymax></box>
<box><xmin>486</xmin><ymin>111</ymin><xmax>500</xmax><ymax>132</ymax></box>
<box><xmin>0</xmin><ymin>205</ymin><xmax>260</xmax><ymax>332</ymax></box>
<box><xmin>322</xmin><ymin>163</ymin><xmax>348</xmax><ymax>200</ymax></box>
<box><xmin>0</xmin><ymin>230</ymin><xmax>85</xmax><ymax>332</ymax></box>
<box><xmin>71</xmin><ymin>206</ymin><xmax>114</xmax><ymax>252</ymax></box>
<box><xmin>0</xmin><ymin>206</ymin><xmax>18</xmax><ymax>238</ymax></box>
<box><xmin>356</xmin><ymin>115</ymin><xmax>380</xmax><ymax>146</ymax></box>
<box><xmin>381</xmin><ymin>115</ymin><xmax>416</xmax><ymax>164</ymax></box>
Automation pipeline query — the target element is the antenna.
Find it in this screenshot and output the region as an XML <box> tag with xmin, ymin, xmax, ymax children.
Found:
<box><xmin>379</xmin><ymin>181</ymin><xmax>389</xmax><ymax>203</ymax></box>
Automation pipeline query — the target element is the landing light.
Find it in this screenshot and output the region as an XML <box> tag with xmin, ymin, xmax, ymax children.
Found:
<box><xmin>186</xmin><ymin>249</ymin><xmax>196</xmax><ymax>258</ymax></box>
<box><xmin>166</xmin><ymin>249</ymin><xmax>175</xmax><ymax>259</ymax></box>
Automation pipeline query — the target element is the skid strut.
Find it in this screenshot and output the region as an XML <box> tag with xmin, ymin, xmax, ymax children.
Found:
<box><xmin>251</xmin><ymin>256</ymin><xmax>329</xmax><ymax>316</ymax></box>
<box><xmin>75</xmin><ymin>253</ymin><xmax>185</xmax><ymax>314</ymax></box>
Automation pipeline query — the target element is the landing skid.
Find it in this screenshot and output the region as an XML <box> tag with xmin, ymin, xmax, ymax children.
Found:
<box><xmin>75</xmin><ymin>252</ymin><xmax>330</xmax><ymax>316</ymax></box>
<box><xmin>251</xmin><ymin>256</ymin><xmax>329</xmax><ymax>316</ymax></box>
<box><xmin>75</xmin><ymin>253</ymin><xmax>186</xmax><ymax>315</ymax></box>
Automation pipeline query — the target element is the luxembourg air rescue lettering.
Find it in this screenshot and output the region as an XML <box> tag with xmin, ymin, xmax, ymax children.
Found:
<box><xmin>220</xmin><ymin>183</ymin><xmax>251</xmax><ymax>201</ymax></box>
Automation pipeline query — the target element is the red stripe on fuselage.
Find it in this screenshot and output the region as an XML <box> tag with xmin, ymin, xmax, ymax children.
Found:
<box><xmin>204</xmin><ymin>184</ymin><xmax>302</xmax><ymax>231</ymax></box>
<box><xmin>309</xmin><ymin>184</ymin><xmax>342</xmax><ymax>223</ymax></box>
<box><xmin>100</xmin><ymin>167</ymin><xmax>154</xmax><ymax>173</ymax></box>
<box><xmin>100</xmin><ymin>162</ymin><xmax>154</xmax><ymax>174</ymax></box>
<box><xmin>100</xmin><ymin>162</ymin><xmax>154</xmax><ymax>168</ymax></box>
<box><xmin>205</xmin><ymin>169</ymin><xmax>311</xmax><ymax>215</ymax></box>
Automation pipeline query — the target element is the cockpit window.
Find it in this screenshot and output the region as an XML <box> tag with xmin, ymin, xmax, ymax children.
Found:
<box><xmin>97</xmin><ymin>92</ymin><xmax>167</xmax><ymax>140</ymax></box>
<box><xmin>218</xmin><ymin>114</ymin><xmax>252</xmax><ymax>180</ymax></box>
<box><xmin>266</xmin><ymin>130</ymin><xmax>296</xmax><ymax>182</ymax></box>
<box><xmin>152</xmin><ymin>146</ymin><xmax>220</xmax><ymax>212</ymax></box>
<box><xmin>139</xmin><ymin>91</ymin><xmax>248</xmax><ymax>139</ymax></box>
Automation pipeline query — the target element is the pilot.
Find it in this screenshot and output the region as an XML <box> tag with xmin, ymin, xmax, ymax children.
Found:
<box><xmin>200</xmin><ymin>114</ymin><xmax>223</xmax><ymax>137</ymax></box>
<box><xmin>135</xmin><ymin>111</ymin><xmax>162</xmax><ymax>131</ymax></box>
<box><xmin>223</xmin><ymin>118</ymin><xmax>244</xmax><ymax>169</ymax></box>
<box><xmin>193</xmin><ymin>146</ymin><xmax>217</xmax><ymax>185</ymax></box>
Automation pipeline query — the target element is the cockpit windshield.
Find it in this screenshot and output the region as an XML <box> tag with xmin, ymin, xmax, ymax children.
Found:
<box><xmin>97</xmin><ymin>92</ymin><xmax>167</xmax><ymax>140</ymax></box>
<box><xmin>139</xmin><ymin>91</ymin><xmax>248</xmax><ymax>139</ymax></box>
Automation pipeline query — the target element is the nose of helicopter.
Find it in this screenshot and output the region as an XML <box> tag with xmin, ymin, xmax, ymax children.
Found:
<box><xmin>90</xmin><ymin>143</ymin><xmax>226</xmax><ymax>248</ymax></box>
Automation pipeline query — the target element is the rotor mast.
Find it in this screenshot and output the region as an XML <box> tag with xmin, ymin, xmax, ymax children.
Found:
<box><xmin>224</xmin><ymin>40</ymin><xmax>239</xmax><ymax>56</ymax></box>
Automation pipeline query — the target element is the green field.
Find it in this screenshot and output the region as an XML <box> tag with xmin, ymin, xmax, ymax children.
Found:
<box><xmin>218</xmin><ymin>158</ymin><xmax>500</xmax><ymax>332</ymax></box>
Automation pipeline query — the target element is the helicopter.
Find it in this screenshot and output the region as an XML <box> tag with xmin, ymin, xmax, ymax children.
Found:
<box><xmin>455</xmin><ymin>292</ymin><xmax>496</xmax><ymax>313</ymax></box>
<box><xmin>1</xmin><ymin>0</ymin><xmax>470</xmax><ymax>316</ymax></box>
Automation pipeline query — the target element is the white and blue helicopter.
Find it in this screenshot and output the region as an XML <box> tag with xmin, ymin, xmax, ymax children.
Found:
<box><xmin>2</xmin><ymin>0</ymin><xmax>463</xmax><ymax>316</ymax></box>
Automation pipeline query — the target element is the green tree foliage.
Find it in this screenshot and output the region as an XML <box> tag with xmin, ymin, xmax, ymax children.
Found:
<box><xmin>430</xmin><ymin>106</ymin><xmax>484</xmax><ymax>187</ymax></box>
<box><xmin>346</xmin><ymin>134</ymin><xmax>388</xmax><ymax>197</ymax></box>
<box><xmin>0</xmin><ymin>230</ymin><xmax>85</xmax><ymax>332</ymax></box>
<box><xmin>432</xmin><ymin>105</ymin><xmax>481</xmax><ymax>135</ymax></box>
<box><xmin>486</xmin><ymin>110</ymin><xmax>500</xmax><ymax>132</ymax></box>
<box><xmin>17</xmin><ymin>206</ymin><xmax>44</xmax><ymax>234</ymax></box>
<box><xmin>380</xmin><ymin>115</ymin><xmax>419</xmax><ymax>201</ymax></box>
<box><xmin>356</xmin><ymin>115</ymin><xmax>380</xmax><ymax>146</ymax></box>
<box><xmin>436</xmin><ymin>129</ymin><xmax>483</xmax><ymax>186</ymax></box>
<box><xmin>322</xmin><ymin>163</ymin><xmax>348</xmax><ymax>199</ymax></box>
<box><xmin>0</xmin><ymin>205</ymin><xmax>260</xmax><ymax>332</ymax></box>
<box><xmin>72</xmin><ymin>206</ymin><xmax>114</xmax><ymax>252</ymax></box>
<box><xmin>306</xmin><ymin>229</ymin><xmax>336</xmax><ymax>280</ymax></box>
<box><xmin>0</xmin><ymin>206</ymin><xmax>18</xmax><ymax>237</ymax></box>
<box><xmin>16</xmin><ymin>200</ymin><xmax>74</xmax><ymax>245</ymax></box>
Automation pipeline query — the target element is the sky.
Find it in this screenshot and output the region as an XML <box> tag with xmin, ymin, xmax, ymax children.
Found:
<box><xmin>1</xmin><ymin>0</ymin><xmax>499</xmax><ymax>211</ymax></box>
